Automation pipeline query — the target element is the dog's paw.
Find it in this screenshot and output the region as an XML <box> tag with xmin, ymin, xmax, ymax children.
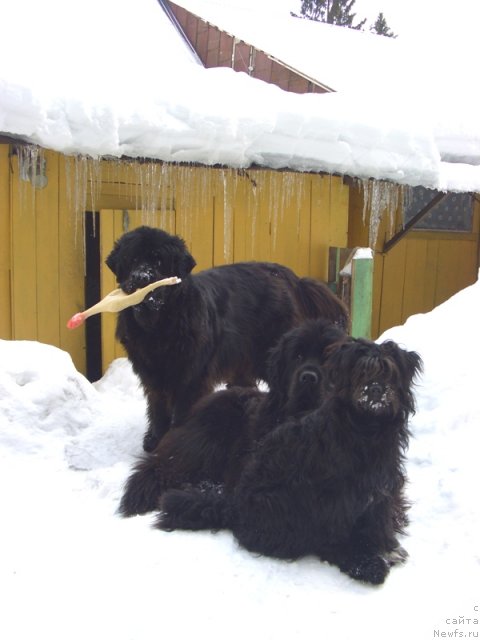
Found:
<box><xmin>346</xmin><ymin>555</ymin><xmax>389</xmax><ymax>585</ymax></box>
<box><xmin>155</xmin><ymin>509</ymin><xmax>174</xmax><ymax>531</ymax></box>
<box><xmin>384</xmin><ymin>544</ymin><xmax>408</xmax><ymax>567</ymax></box>
<box><xmin>143</xmin><ymin>431</ymin><xmax>160</xmax><ymax>453</ymax></box>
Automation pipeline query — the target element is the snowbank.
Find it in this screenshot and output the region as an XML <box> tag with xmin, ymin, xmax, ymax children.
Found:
<box><xmin>0</xmin><ymin>274</ymin><xmax>479</xmax><ymax>639</ymax></box>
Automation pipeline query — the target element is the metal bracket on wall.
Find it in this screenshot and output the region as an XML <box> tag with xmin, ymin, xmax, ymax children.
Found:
<box><xmin>382</xmin><ymin>191</ymin><xmax>448</xmax><ymax>254</ymax></box>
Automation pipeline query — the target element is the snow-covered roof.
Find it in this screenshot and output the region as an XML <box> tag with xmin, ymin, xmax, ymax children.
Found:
<box><xmin>172</xmin><ymin>0</ymin><xmax>402</xmax><ymax>94</ymax></box>
<box><xmin>0</xmin><ymin>0</ymin><xmax>479</xmax><ymax>192</ymax></box>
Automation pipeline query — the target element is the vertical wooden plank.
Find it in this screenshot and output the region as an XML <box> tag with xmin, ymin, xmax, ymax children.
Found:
<box><xmin>174</xmin><ymin>166</ymin><xmax>214</xmax><ymax>271</ymax></box>
<box><xmin>435</xmin><ymin>239</ymin><xmax>478</xmax><ymax>307</ymax></box>
<box><xmin>377</xmin><ymin>241</ymin><xmax>407</xmax><ymax>335</ymax></box>
<box><xmin>297</xmin><ymin>173</ymin><xmax>315</xmax><ymax>276</ymax></box>
<box><xmin>185</xmin><ymin>167</ymin><xmax>214</xmax><ymax>271</ymax></box>
<box><xmin>100</xmin><ymin>209</ymin><xmax>117</xmax><ymax>371</ymax></box>
<box><xmin>423</xmin><ymin>237</ymin><xmax>440</xmax><ymax>311</ymax></box>
<box><xmin>58</xmin><ymin>155</ymin><xmax>86</xmax><ymax>372</ymax></box>
<box><xmin>270</xmin><ymin>172</ymin><xmax>311</xmax><ymax>275</ymax></box>
<box><xmin>213</xmin><ymin>168</ymin><xmax>233</xmax><ymax>266</ymax></box>
<box><xmin>310</xmin><ymin>175</ymin><xmax>331</xmax><ymax>280</ymax></box>
<box><xmin>245</xmin><ymin>169</ymin><xmax>271</xmax><ymax>264</ymax></box>
<box><xmin>233</xmin><ymin>168</ymin><xmax>249</xmax><ymax>263</ymax></box>
<box><xmin>36</xmin><ymin>150</ymin><xmax>61</xmax><ymax>347</ymax></box>
<box><xmin>0</xmin><ymin>145</ymin><xmax>12</xmax><ymax>338</ymax></box>
<box><xmin>10</xmin><ymin>152</ymin><xmax>38</xmax><ymax>340</ymax></box>
<box><xmin>268</xmin><ymin>172</ymin><xmax>285</xmax><ymax>265</ymax></box>
<box><xmin>328</xmin><ymin>175</ymin><xmax>349</xmax><ymax>256</ymax></box>
<box><xmin>111</xmin><ymin>210</ymin><xmax>130</xmax><ymax>362</ymax></box>
<box><xmin>233</xmin><ymin>170</ymin><xmax>253</xmax><ymax>262</ymax></box>
<box><xmin>401</xmin><ymin>237</ymin><xmax>428</xmax><ymax>322</ymax></box>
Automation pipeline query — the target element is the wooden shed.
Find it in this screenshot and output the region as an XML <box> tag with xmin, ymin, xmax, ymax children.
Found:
<box><xmin>0</xmin><ymin>145</ymin><xmax>350</xmax><ymax>378</ymax></box>
<box><xmin>1</xmin><ymin>142</ymin><xmax>478</xmax><ymax>380</ymax></box>
<box><xmin>1</xmin><ymin>1</ymin><xmax>479</xmax><ymax>380</ymax></box>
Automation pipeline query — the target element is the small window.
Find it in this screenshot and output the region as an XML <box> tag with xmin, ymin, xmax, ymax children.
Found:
<box><xmin>404</xmin><ymin>186</ymin><xmax>473</xmax><ymax>232</ymax></box>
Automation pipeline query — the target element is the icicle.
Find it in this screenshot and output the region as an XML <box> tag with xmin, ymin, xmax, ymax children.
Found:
<box><xmin>17</xmin><ymin>144</ymin><xmax>46</xmax><ymax>214</ymax></box>
<box><xmin>401</xmin><ymin>185</ymin><xmax>414</xmax><ymax>227</ymax></box>
<box><xmin>359</xmin><ymin>179</ymin><xmax>402</xmax><ymax>248</ymax></box>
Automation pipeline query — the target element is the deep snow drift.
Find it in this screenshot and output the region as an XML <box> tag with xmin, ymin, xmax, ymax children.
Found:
<box><xmin>0</xmin><ymin>275</ymin><xmax>479</xmax><ymax>640</ymax></box>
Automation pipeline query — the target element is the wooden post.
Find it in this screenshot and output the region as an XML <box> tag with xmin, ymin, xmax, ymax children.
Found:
<box><xmin>328</xmin><ymin>246</ymin><xmax>351</xmax><ymax>295</ymax></box>
<box><xmin>349</xmin><ymin>248</ymin><xmax>373</xmax><ymax>339</ymax></box>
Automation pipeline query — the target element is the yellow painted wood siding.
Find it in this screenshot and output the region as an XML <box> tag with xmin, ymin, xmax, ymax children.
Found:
<box><xmin>7</xmin><ymin>149</ymin><xmax>85</xmax><ymax>372</ymax></box>
<box><xmin>2</xmin><ymin>146</ymin><xmax>349</xmax><ymax>375</ymax></box>
<box><xmin>0</xmin><ymin>146</ymin><xmax>11</xmax><ymax>338</ymax></box>
<box><xmin>349</xmin><ymin>184</ymin><xmax>480</xmax><ymax>337</ymax></box>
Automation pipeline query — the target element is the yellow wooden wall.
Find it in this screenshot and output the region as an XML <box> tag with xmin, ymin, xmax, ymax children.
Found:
<box><xmin>1</xmin><ymin>147</ymin><xmax>85</xmax><ymax>371</ymax></box>
<box><xmin>0</xmin><ymin>146</ymin><xmax>11</xmax><ymax>340</ymax></box>
<box><xmin>3</xmin><ymin>144</ymin><xmax>479</xmax><ymax>371</ymax></box>
<box><xmin>349</xmin><ymin>183</ymin><xmax>480</xmax><ymax>337</ymax></box>
<box><xmin>0</xmin><ymin>146</ymin><xmax>349</xmax><ymax>375</ymax></box>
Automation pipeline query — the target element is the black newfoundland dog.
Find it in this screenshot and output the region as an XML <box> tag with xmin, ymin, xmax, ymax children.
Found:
<box><xmin>157</xmin><ymin>338</ymin><xmax>423</xmax><ymax>585</ymax></box>
<box><xmin>119</xmin><ymin>319</ymin><xmax>346</xmax><ymax>516</ymax></box>
<box><xmin>106</xmin><ymin>226</ymin><xmax>348</xmax><ymax>451</ymax></box>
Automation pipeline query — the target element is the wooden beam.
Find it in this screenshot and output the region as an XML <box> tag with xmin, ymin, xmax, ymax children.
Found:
<box><xmin>382</xmin><ymin>191</ymin><xmax>448</xmax><ymax>254</ymax></box>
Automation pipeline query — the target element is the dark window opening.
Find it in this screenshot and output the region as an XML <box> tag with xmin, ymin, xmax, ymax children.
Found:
<box><xmin>404</xmin><ymin>186</ymin><xmax>473</xmax><ymax>232</ymax></box>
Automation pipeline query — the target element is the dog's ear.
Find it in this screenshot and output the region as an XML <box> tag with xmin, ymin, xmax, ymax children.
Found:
<box><xmin>105</xmin><ymin>244</ymin><xmax>120</xmax><ymax>275</ymax></box>
<box><xmin>322</xmin><ymin>339</ymin><xmax>354</xmax><ymax>391</ymax></box>
<box><xmin>265</xmin><ymin>335</ymin><xmax>289</xmax><ymax>406</ymax></box>
<box><xmin>404</xmin><ymin>348</ymin><xmax>423</xmax><ymax>381</ymax></box>
<box><xmin>382</xmin><ymin>341</ymin><xmax>423</xmax><ymax>382</ymax></box>
<box><xmin>179</xmin><ymin>252</ymin><xmax>196</xmax><ymax>278</ymax></box>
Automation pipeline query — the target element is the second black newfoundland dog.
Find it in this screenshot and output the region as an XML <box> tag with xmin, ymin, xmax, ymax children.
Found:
<box><xmin>118</xmin><ymin>319</ymin><xmax>346</xmax><ymax>516</ymax></box>
<box><xmin>106</xmin><ymin>226</ymin><xmax>348</xmax><ymax>451</ymax></box>
<box><xmin>157</xmin><ymin>338</ymin><xmax>423</xmax><ymax>585</ymax></box>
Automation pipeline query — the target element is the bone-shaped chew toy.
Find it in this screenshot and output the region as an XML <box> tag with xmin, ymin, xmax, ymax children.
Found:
<box><xmin>66</xmin><ymin>276</ymin><xmax>181</xmax><ymax>329</ymax></box>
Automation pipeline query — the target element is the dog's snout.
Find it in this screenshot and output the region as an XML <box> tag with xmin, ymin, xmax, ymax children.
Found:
<box><xmin>368</xmin><ymin>382</ymin><xmax>384</xmax><ymax>401</ymax></box>
<box><xmin>299</xmin><ymin>369</ymin><xmax>319</xmax><ymax>385</ymax></box>
<box><xmin>124</xmin><ymin>266</ymin><xmax>157</xmax><ymax>293</ymax></box>
<box><xmin>136</xmin><ymin>271</ymin><xmax>152</xmax><ymax>287</ymax></box>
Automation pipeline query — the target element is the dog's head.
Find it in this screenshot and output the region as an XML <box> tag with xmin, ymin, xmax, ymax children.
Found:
<box><xmin>324</xmin><ymin>338</ymin><xmax>423</xmax><ymax>425</ymax></box>
<box><xmin>266</xmin><ymin>319</ymin><xmax>347</xmax><ymax>417</ymax></box>
<box><xmin>106</xmin><ymin>226</ymin><xmax>196</xmax><ymax>310</ymax></box>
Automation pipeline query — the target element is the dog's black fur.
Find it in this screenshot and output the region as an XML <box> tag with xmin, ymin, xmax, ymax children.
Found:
<box><xmin>118</xmin><ymin>319</ymin><xmax>346</xmax><ymax>516</ymax></box>
<box><xmin>106</xmin><ymin>226</ymin><xmax>348</xmax><ymax>452</ymax></box>
<box><xmin>157</xmin><ymin>338</ymin><xmax>423</xmax><ymax>585</ymax></box>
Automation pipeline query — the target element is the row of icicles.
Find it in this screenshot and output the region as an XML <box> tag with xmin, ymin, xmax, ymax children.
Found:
<box><xmin>16</xmin><ymin>144</ymin><xmax>411</xmax><ymax>250</ymax></box>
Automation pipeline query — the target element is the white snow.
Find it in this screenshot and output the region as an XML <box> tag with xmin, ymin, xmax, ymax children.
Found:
<box><xmin>0</xmin><ymin>274</ymin><xmax>479</xmax><ymax>640</ymax></box>
<box><xmin>353</xmin><ymin>248</ymin><xmax>373</xmax><ymax>260</ymax></box>
<box><xmin>1</xmin><ymin>0</ymin><xmax>480</xmax><ymax>191</ymax></box>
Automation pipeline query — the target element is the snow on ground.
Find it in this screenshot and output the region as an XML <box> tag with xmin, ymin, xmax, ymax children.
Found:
<box><xmin>0</xmin><ymin>276</ymin><xmax>479</xmax><ymax>640</ymax></box>
<box><xmin>1</xmin><ymin>0</ymin><xmax>480</xmax><ymax>191</ymax></box>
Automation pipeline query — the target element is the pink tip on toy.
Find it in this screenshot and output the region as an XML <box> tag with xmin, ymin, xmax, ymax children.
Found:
<box><xmin>67</xmin><ymin>312</ymin><xmax>86</xmax><ymax>330</ymax></box>
<box><xmin>66</xmin><ymin>276</ymin><xmax>182</xmax><ymax>330</ymax></box>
